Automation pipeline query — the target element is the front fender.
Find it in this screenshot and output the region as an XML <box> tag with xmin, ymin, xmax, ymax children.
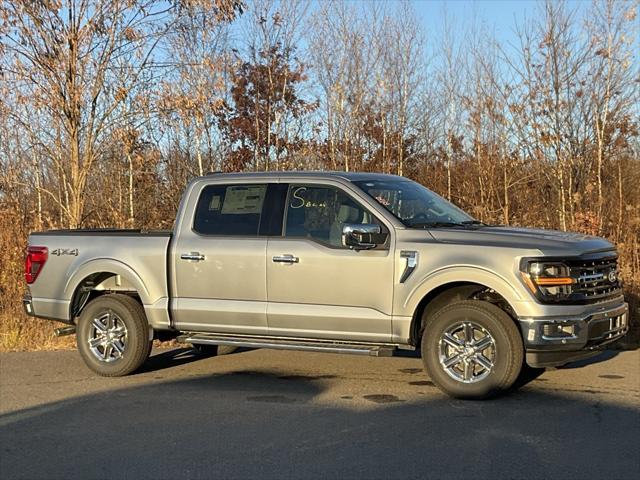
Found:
<box><xmin>402</xmin><ymin>266</ymin><xmax>527</xmax><ymax>316</ymax></box>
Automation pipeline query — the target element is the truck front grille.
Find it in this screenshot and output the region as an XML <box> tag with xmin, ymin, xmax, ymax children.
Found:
<box><xmin>567</xmin><ymin>256</ymin><xmax>623</xmax><ymax>304</ymax></box>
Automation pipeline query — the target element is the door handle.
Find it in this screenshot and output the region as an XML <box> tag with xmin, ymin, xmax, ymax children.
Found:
<box><xmin>272</xmin><ymin>254</ymin><xmax>299</xmax><ymax>264</ymax></box>
<box><xmin>180</xmin><ymin>252</ymin><xmax>205</xmax><ymax>261</ymax></box>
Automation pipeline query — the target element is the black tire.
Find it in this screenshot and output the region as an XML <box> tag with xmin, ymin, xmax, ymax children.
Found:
<box><xmin>76</xmin><ymin>294</ymin><xmax>151</xmax><ymax>377</ymax></box>
<box><xmin>421</xmin><ymin>300</ymin><xmax>523</xmax><ymax>399</ymax></box>
<box><xmin>191</xmin><ymin>344</ymin><xmax>238</xmax><ymax>356</ymax></box>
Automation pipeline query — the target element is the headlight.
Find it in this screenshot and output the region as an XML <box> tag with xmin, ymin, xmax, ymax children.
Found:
<box><xmin>520</xmin><ymin>261</ymin><xmax>575</xmax><ymax>300</ymax></box>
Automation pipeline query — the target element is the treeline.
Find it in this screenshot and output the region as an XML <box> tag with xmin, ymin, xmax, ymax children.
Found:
<box><xmin>0</xmin><ymin>0</ymin><xmax>638</xmax><ymax>349</ymax></box>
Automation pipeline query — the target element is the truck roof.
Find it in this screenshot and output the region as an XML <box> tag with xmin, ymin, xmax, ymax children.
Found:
<box><xmin>203</xmin><ymin>171</ymin><xmax>405</xmax><ymax>182</ymax></box>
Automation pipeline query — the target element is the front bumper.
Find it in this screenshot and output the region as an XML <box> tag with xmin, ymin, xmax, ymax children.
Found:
<box><xmin>518</xmin><ymin>302</ymin><xmax>629</xmax><ymax>368</ymax></box>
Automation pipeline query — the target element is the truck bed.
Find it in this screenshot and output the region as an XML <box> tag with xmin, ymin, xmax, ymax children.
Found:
<box><xmin>26</xmin><ymin>229</ymin><xmax>173</xmax><ymax>326</ymax></box>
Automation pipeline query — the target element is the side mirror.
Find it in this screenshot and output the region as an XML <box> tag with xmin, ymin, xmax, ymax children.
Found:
<box><xmin>342</xmin><ymin>223</ymin><xmax>388</xmax><ymax>250</ymax></box>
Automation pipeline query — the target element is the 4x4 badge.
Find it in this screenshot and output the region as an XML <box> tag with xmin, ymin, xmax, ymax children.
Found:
<box><xmin>51</xmin><ymin>248</ymin><xmax>79</xmax><ymax>256</ymax></box>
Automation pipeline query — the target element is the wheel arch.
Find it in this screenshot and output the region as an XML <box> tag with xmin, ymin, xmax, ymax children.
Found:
<box><xmin>65</xmin><ymin>260</ymin><xmax>150</xmax><ymax>323</ymax></box>
<box><xmin>408</xmin><ymin>280</ymin><xmax>521</xmax><ymax>347</ymax></box>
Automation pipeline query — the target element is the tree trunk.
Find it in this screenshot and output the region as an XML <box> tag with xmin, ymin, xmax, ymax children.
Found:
<box><xmin>503</xmin><ymin>160</ymin><xmax>509</xmax><ymax>225</ymax></box>
<box><xmin>558</xmin><ymin>163</ymin><xmax>567</xmax><ymax>231</ymax></box>
<box><xmin>127</xmin><ymin>152</ymin><xmax>135</xmax><ymax>228</ymax></box>
<box><xmin>33</xmin><ymin>156</ymin><xmax>43</xmax><ymax>230</ymax></box>
<box><xmin>617</xmin><ymin>160</ymin><xmax>623</xmax><ymax>242</ymax></box>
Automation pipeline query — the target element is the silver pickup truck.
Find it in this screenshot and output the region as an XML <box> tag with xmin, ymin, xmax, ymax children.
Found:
<box><xmin>23</xmin><ymin>172</ymin><xmax>629</xmax><ymax>398</ymax></box>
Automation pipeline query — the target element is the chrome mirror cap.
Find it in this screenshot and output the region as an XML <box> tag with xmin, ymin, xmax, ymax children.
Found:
<box><xmin>342</xmin><ymin>223</ymin><xmax>385</xmax><ymax>250</ymax></box>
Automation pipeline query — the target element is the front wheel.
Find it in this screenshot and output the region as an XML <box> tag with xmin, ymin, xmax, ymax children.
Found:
<box><xmin>76</xmin><ymin>294</ymin><xmax>152</xmax><ymax>377</ymax></box>
<box><xmin>421</xmin><ymin>300</ymin><xmax>523</xmax><ymax>399</ymax></box>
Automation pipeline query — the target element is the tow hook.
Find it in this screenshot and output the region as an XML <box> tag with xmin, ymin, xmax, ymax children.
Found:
<box><xmin>54</xmin><ymin>326</ymin><xmax>76</xmax><ymax>337</ymax></box>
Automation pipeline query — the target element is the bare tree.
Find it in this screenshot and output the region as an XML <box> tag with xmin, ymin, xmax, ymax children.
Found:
<box><xmin>160</xmin><ymin>1</ymin><xmax>236</xmax><ymax>176</ymax></box>
<box><xmin>586</xmin><ymin>0</ymin><xmax>638</xmax><ymax>232</ymax></box>
<box><xmin>437</xmin><ymin>8</ymin><xmax>465</xmax><ymax>200</ymax></box>
<box><xmin>0</xmin><ymin>0</ymin><xmax>242</xmax><ymax>227</ymax></box>
<box><xmin>1</xmin><ymin>1</ymin><xmax>177</xmax><ymax>226</ymax></box>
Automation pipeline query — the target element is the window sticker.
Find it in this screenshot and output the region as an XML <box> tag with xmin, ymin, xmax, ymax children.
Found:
<box><xmin>209</xmin><ymin>195</ymin><xmax>221</xmax><ymax>211</ymax></box>
<box><xmin>221</xmin><ymin>185</ymin><xmax>266</xmax><ymax>214</ymax></box>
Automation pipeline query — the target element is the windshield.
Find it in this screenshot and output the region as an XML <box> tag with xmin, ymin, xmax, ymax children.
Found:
<box><xmin>353</xmin><ymin>179</ymin><xmax>475</xmax><ymax>228</ymax></box>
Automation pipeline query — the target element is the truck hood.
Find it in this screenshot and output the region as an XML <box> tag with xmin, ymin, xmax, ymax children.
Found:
<box><xmin>427</xmin><ymin>226</ymin><xmax>615</xmax><ymax>255</ymax></box>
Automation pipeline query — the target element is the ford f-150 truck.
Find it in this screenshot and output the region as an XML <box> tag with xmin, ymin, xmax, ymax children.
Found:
<box><xmin>23</xmin><ymin>172</ymin><xmax>629</xmax><ymax>398</ymax></box>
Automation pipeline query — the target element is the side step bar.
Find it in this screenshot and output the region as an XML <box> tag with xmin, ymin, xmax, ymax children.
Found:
<box><xmin>177</xmin><ymin>333</ymin><xmax>396</xmax><ymax>357</ymax></box>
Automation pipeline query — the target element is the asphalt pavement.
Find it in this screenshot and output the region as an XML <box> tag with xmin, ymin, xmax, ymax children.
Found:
<box><xmin>1</xmin><ymin>347</ymin><xmax>638</xmax><ymax>479</ymax></box>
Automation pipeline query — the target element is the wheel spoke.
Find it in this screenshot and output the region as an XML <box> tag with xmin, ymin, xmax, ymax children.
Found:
<box><xmin>443</xmin><ymin>353</ymin><xmax>463</xmax><ymax>369</ymax></box>
<box><xmin>106</xmin><ymin>312</ymin><xmax>114</xmax><ymax>330</ymax></box>
<box><xmin>112</xmin><ymin>341</ymin><xmax>124</xmax><ymax>355</ymax></box>
<box><xmin>92</xmin><ymin>318</ymin><xmax>107</xmax><ymax>333</ymax></box>
<box><xmin>102</xmin><ymin>343</ymin><xmax>113</xmax><ymax>360</ymax></box>
<box><xmin>111</xmin><ymin>326</ymin><xmax>126</xmax><ymax>339</ymax></box>
<box><xmin>463</xmin><ymin>359</ymin><xmax>474</xmax><ymax>381</ymax></box>
<box><xmin>442</xmin><ymin>333</ymin><xmax>464</xmax><ymax>350</ymax></box>
<box><xmin>89</xmin><ymin>336</ymin><xmax>105</xmax><ymax>348</ymax></box>
<box><xmin>463</xmin><ymin>323</ymin><xmax>474</xmax><ymax>343</ymax></box>
<box><xmin>472</xmin><ymin>336</ymin><xmax>493</xmax><ymax>352</ymax></box>
<box><xmin>474</xmin><ymin>354</ymin><xmax>493</xmax><ymax>371</ymax></box>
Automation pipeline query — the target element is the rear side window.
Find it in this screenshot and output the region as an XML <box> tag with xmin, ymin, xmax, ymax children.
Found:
<box><xmin>193</xmin><ymin>184</ymin><xmax>267</xmax><ymax>236</ymax></box>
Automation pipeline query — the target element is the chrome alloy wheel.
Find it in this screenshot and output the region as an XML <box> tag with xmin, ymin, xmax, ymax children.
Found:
<box><xmin>438</xmin><ymin>321</ymin><xmax>496</xmax><ymax>384</ymax></box>
<box><xmin>88</xmin><ymin>310</ymin><xmax>128</xmax><ymax>363</ymax></box>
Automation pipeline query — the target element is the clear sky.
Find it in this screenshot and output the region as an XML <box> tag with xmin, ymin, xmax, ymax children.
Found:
<box><xmin>416</xmin><ymin>0</ymin><xmax>590</xmax><ymax>46</ymax></box>
<box><xmin>301</xmin><ymin>1</ymin><xmax>598</xmax><ymax>55</ymax></box>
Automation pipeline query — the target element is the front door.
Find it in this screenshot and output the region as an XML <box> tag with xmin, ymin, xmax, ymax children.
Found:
<box><xmin>171</xmin><ymin>182</ymin><xmax>270</xmax><ymax>334</ymax></box>
<box><xmin>266</xmin><ymin>183</ymin><xmax>394</xmax><ymax>342</ymax></box>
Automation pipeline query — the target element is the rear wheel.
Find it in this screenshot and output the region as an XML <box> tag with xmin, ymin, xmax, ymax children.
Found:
<box><xmin>421</xmin><ymin>300</ymin><xmax>523</xmax><ymax>399</ymax></box>
<box><xmin>77</xmin><ymin>294</ymin><xmax>151</xmax><ymax>377</ymax></box>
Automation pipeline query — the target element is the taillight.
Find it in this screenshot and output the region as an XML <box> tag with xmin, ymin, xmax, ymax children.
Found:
<box><xmin>25</xmin><ymin>246</ymin><xmax>48</xmax><ymax>284</ymax></box>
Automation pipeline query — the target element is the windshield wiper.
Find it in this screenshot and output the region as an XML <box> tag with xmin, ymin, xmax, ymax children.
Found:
<box><xmin>408</xmin><ymin>220</ymin><xmax>489</xmax><ymax>229</ymax></box>
<box><xmin>408</xmin><ymin>222</ymin><xmax>465</xmax><ymax>228</ymax></box>
<box><xmin>460</xmin><ymin>220</ymin><xmax>490</xmax><ymax>226</ymax></box>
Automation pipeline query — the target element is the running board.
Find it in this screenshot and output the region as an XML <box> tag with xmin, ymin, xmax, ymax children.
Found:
<box><xmin>177</xmin><ymin>333</ymin><xmax>396</xmax><ymax>357</ymax></box>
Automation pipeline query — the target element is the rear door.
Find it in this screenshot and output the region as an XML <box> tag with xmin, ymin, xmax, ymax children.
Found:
<box><xmin>171</xmin><ymin>181</ymin><xmax>282</xmax><ymax>334</ymax></box>
<box><xmin>266</xmin><ymin>181</ymin><xmax>395</xmax><ymax>342</ymax></box>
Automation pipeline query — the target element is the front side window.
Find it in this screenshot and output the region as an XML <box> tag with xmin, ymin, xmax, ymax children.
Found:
<box><xmin>353</xmin><ymin>179</ymin><xmax>474</xmax><ymax>228</ymax></box>
<box><xmin>284</xmin><ymin>184</ymin><xmax>375</xmax><ymax>247</ymax></box>
<box><xmin>193</xmin><ymin>184</ymin><xmax>267</xmax><ymax>236</ymax></box>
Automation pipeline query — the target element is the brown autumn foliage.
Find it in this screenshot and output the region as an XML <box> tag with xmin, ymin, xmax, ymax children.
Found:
<box><xmin>0</xmin><ymin>0</ymin><xmax>638</xmax><ymax>351</ymax></box>
<box><xmin>218</xmin><ymin>44</ymin><xmax>317</xmax><ymax>171</ymax></box>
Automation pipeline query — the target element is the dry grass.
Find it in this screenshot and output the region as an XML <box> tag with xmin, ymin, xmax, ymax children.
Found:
<box><xmin>0</xmin><ymin>311</ymin><xmax>77</xmax><ymax>352</ymax></box>
<box><xmin>0</xmin><ymin>311</ymin><xmax>182</xmax><ymax>352</ymax></box>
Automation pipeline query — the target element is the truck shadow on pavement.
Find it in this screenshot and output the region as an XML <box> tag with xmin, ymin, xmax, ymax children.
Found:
<box><xmin>137</xmin><ymin>347</ymin><xmax>212</xmax><ymax>373</ymax></box>
<box><xmin>137</xmin><ymin>347</ymin><xmax>261</xmax><ymax>374</ymax></box>
<box><xmin>1</xmin><ymin>355</ymin><xmax>638</xmax><ymax>480</ymax></box>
